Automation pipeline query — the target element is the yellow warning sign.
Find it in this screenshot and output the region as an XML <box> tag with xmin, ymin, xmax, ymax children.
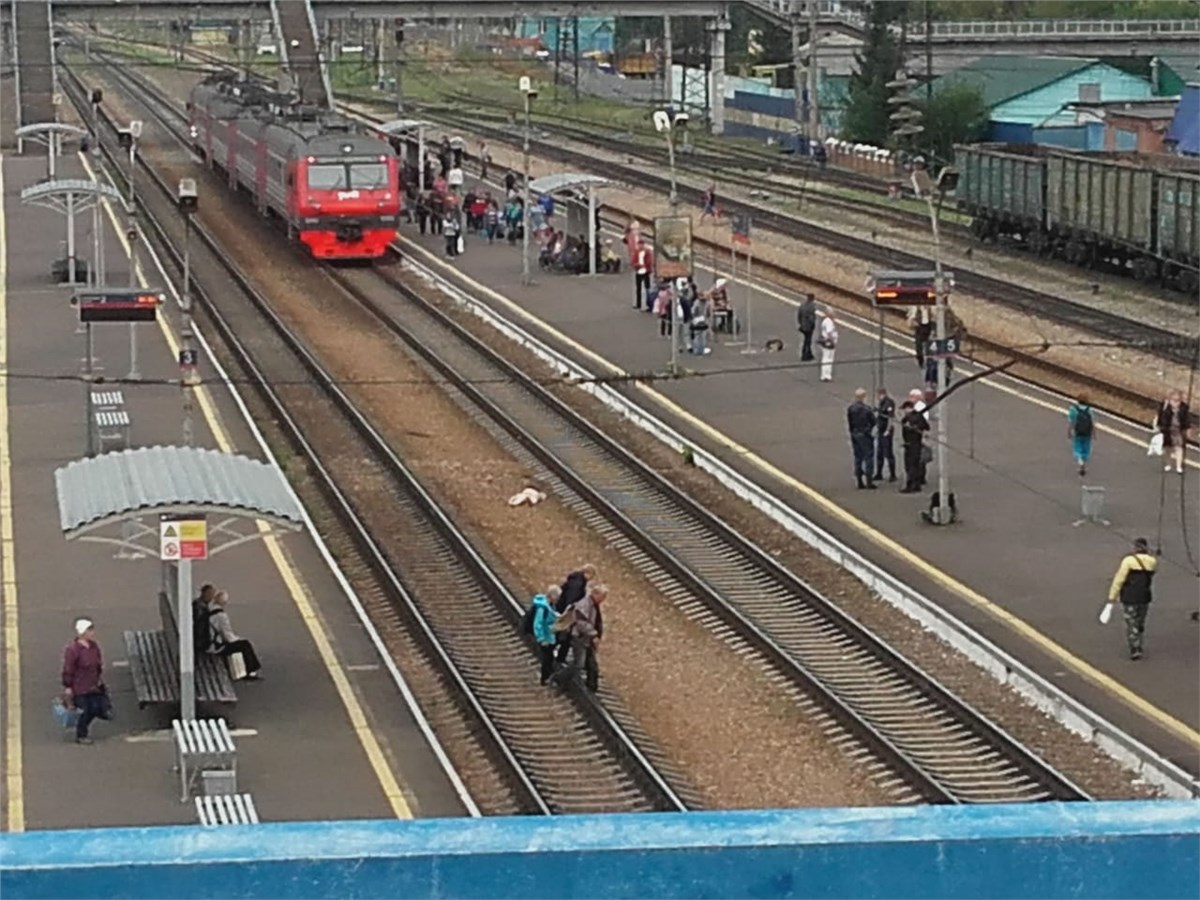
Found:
<box><xmin>160</xmin><ymin>515</ymin><xmax>208</xmax><ymax>561</ymax></box>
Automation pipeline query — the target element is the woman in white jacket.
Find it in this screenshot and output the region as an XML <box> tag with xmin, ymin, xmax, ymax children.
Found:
<box><xmin>818</xmin><ymin>311</ymin><xmax>838</xmax><ymax>382</ymax></box>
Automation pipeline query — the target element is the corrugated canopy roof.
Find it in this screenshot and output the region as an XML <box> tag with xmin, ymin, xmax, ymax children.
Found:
<box><xmin>55</xmin><ymin>446</ymin><xmax>303</xmax><ymax>535</ymax></box>
<box><xmin>931</xmin><ymin>56</ymin><xmax>1098</xmax><ymax>109</ymax></box>
<box><xmin>530</xmin><ymin>173</ymin><xmax>611</xmax><ymax>194</ymax></box>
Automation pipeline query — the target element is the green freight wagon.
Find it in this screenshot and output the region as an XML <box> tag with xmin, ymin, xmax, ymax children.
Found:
<box><xmin>1155</xmin><ymin>171</ymin><xmax>1200</xmax><ymax>295</ymax></box>
<box><xmin>954</xmin><ymin>144</ymin><xmax>1046</xmax><ymax>248</ymax></box>
<box><xmin>1045</xmin><ymin>152</ymin><xmax>1155</xmax><ymax>272</ymax></box>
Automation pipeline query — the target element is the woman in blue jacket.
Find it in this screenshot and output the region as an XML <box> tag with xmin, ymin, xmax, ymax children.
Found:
<box><xmin>529</xmin><ymin>588</ymin><xmax>560</xmax><ymax>685</ymax></box>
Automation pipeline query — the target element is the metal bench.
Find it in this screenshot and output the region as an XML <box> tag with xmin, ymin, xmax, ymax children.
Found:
<box><xmin>93</xmin><ymin>408</ymin><xmax>131</xmax><ymax>452</ymax></box>
<box><xmin>123</xmin><ymin>593</ymin><xmax>237</xmax><ymax>708</ymax></box>
<box><xmin>195</xmin><ymin>793</ymin><xmax>259</xmax><ymax>826</ymax></box>
<box><xmin>173</xmin><ymin>718</ymin><xmax>237</xmax><ymax>802</ymax></box>
<box><xmin>90</xmin><ymin>389</ymin><xmax>125</xmax><ymax>410</ymax></box>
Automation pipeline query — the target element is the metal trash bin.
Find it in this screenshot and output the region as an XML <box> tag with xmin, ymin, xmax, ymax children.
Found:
<box><xmin>202</xmin><ymin>769</ymin><xmax>237</xmax><ymax>796</ymax></box>
<box><xmin>1075</xmin><ymin>485</ymin><xmax>1110</xmax><ymax>527</ymax></box>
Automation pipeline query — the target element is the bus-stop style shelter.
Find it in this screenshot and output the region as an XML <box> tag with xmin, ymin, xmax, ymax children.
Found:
<box><xmin>54</xmin><ymin>446</ymin><xmax>304</xmax><ymax>718</ymax></box>
<box><xmin>529</xmin><ymin>173</ymin><xmax>611</xmax><ymax>275</ymax></box>
<box><xmin>375</xmin><ymin>118</ymin><xmax>433</xmax><ymax>188</ymax></box>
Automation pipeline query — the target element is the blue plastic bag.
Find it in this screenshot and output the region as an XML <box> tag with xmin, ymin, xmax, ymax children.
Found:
<box><xmin>51</xmin><ymin>698</ymin><xmax>80</xmax><ymax>729</ymax></box>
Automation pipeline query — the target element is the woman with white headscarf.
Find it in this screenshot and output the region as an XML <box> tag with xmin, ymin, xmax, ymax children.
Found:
<box><xmin>61</xmin><ymin>618</ymin><xmax>109</xmax><ymax>744</ymax></box>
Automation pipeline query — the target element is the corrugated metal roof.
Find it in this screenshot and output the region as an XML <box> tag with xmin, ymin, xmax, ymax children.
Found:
<box><xmin>932</xmin><ymin>56</ymin><xmax>1098</xmax><ymax>109</ymax></box>
<box><xmin>55</xmin><ymin>446</ymin><xmax>303</xmax><ymax>534</ymax></box>
<box><xmin>530</xmin><ymin>173</ymin><xmax>611</xmax><ymax>194</ymax></box>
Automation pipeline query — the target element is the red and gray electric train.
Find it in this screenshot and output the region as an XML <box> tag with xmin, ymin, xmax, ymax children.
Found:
<box><xmin>188</xmin><ymin>74</ymin><xmax>401</xmax><ymax>260</ymax></box>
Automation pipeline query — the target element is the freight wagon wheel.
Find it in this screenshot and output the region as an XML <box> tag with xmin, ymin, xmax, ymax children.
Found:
<box><xmin>1178</xmin><ymin>268</ymin><xmax>1198</xmax><ymax>296</ymax></box>
<box><xmin>1064</xmin><ymin>240</ymin><xmax>1088</xmax><ymax>266</ymax></box>
<box><xmin>1131</xmin><ymin>257</ymin><xmax>1159</xmax><ymax>283</ymax></box>
<box><xmin>1027</xmin><ymin>230</ymin><xmax>1049</xmax><ymax>256</ymax></box>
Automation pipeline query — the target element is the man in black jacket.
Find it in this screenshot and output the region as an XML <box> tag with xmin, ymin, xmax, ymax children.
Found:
<box><xmin>874</xmin><ymin>387</ymin><xmax>897</xmax><ymax>483</ymax></box>
<box><xmin>847</xmin><ymin>388</ymin><xmax>877</xmax><ymax>490</ymax></box>
<box><xmin>797</xmin><ymin>293</ymin><xmax>817</xmax><ymax>362</ymax></box>
<box><xmin>900</xmin><ymin>401</ymin><xmax>930</xmax><ymax>493</ymax></box>
<box><xmin>555</xmin><ymin>564</ymin><xmax>598</xmax><ymax>665</ymax></box>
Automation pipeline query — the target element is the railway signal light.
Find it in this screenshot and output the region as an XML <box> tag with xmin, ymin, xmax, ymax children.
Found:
<box><xmin>394</xmin><ymin>18</ymin><xmax>405</xmax><ymax>45</ymax></box>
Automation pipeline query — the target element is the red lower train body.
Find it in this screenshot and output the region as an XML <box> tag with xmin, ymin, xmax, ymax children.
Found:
<box><xmin>188</xmin><ymin>75</ymin><xmax>401</xmax><ymax>261</ymax></box>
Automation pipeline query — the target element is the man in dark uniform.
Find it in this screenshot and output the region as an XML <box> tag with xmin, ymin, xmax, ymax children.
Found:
<box><xmin>847</xmin><ymin>388</ymin><xmax>877</xmax><ymax>490</ymax></box>
<box><xmin>874</xmin><ymin>387</ymin><xmax>897</xmax><ymax>483</ymax></box>
<box><xmin>796</xmin><ymin>293</ymin><xmax>817</xmax><ymax>362</ymax></box>
<box><xmin>900</xmin><ymin>400</ymin><xmax>930</xmax><ymax>493</ymax></box>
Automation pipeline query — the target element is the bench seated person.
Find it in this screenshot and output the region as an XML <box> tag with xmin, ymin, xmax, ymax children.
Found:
<box><xmin>123</xmin><ymin>593</ymin><xmax>237</xmax><ymax>708</ymax></box>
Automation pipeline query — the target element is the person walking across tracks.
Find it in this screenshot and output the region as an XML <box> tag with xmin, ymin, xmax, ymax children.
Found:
<box><xmin>550</xmin><ymin>584</ymin><xmax>607</xmax><ymax>693</ymax></box>
<box><xmin>1107</xmin><ymin>537</ymin><xmax>1158</xmax><ymax>660</ymax></box>
<box><xmin>847</xmin><ymin>389</ymin><xmax>878</xmax><ymax>490</ymax></box>
<box><xmin>555</xmin><ymin>564</ymin><xmax>597</xmax><ymax>666</ymax></box>
<box><xmin>521</xmin><ymin>588</ymin><xmax>561</xmax><ymax>685</ymax></box>
<box><xmin>1067</xmin><ymin>392</ymin><xmax>1095</xmax><ymax>477</ymax></box>
<box><xmin>62</xmin><ymin>618</ymin><xmax>111</xmax><ymax>745</ymax></box>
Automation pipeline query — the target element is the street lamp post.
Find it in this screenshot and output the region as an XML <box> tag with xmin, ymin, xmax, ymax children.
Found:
<box><xmin>654</xmin><ymin>108</ymin><xmax>688</xmax><ymax>376</ymax></box>
<box><xmin>119</xmin><ymin>121</ymin><xmax>144</xmax><ymax>380</ymax></box>
<box><xmin>178</xmin><ymin>179</ymin><xmax>199</xmax><ymax>447</ymax></box>
<box><xmin>519</xmin><ymin>76</ymin><xmax>538</xmax><ymax>287</ymax></box>
<box><xmin>913</xmin><ymin>164</ymin><xmax>959</xmax><ymax>526</ymax></box>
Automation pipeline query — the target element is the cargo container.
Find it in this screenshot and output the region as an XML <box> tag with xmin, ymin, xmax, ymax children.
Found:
<box><xmin>1155</xmin><ymin>171</ymin><xmax>1200</xmax><ymax>293</ymax></box>
<box><xmin>954</xmin><ymin>141</ymin><xmax>1198</xmax><ymax>293</ymax></box>
<box><xmin>1046</xmin><ymin>153</ymin><xmax>1154</xmax><ymax>268</ymax></box>
<box><xmin>956</xmin><ymin>144</ymin><xmax>1045</xmax><ymax>248</ymax></box>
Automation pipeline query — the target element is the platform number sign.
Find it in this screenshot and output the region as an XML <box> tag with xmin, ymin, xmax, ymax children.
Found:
<box><xmin>926</xmin><ymin>337</ymin><xmax>961</xmax><ymax>359</ymax></box>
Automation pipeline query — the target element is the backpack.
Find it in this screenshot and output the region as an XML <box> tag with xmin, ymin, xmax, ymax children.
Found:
<box><xmin>520</xmin><ymin>603</ymin><xmax>537</xmax><ymax>636</ymax></box>
<box><xmin>1073</xmin><ymin>405</ymin><xmax>1093</xmax><ymax>438</ymax></box>
<box><xmin>192</xmin><ymin>603</ymin><xmax>216</xmax><ymax>654</ymax></box>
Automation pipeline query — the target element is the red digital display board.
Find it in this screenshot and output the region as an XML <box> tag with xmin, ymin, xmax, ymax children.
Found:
<box><xmin>75</xmin><ymin>290</ymin><xmax>161</xmax><ymax>323</ymax></box>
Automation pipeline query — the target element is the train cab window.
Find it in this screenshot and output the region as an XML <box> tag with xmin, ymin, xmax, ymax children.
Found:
<box><xmin>307</xmin><ymin>164</ymin><xmax>349</xmax><ymax>190</ymax></box>
<box><xmin>349</xmin><ymin>163</ymin><xmax>389</xmax><ymax>189</ymax></box>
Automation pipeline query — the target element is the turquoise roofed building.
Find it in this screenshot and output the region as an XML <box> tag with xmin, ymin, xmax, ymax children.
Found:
<box><xmin>930</xmin><ymin>56</ymin><xmax>1154</xmax><ymax>145</ymax></box>
<box><xmin>518</xmin><ymin>17</ymin><xmax>615</xmax><ymax>56</ymax></box>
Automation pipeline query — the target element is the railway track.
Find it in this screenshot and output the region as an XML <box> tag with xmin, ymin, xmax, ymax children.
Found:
<box><xmin>63</xmin><ymin>59</ymin><xmax>695</xmax><ymax>818</ymax></box>
<box><xmin>422</xmin><ymin>108</ymin><xmax>1197</xmax><ymax>366</ymax></box>
<box><xmin>87</xmin><ymin>52</ymin><xmax>1098</xmax><ymax>805</ymax></box>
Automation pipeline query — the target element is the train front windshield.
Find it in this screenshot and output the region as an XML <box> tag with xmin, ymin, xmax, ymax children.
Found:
<box><xmin>307</xmin><ymin>162</ymin><xmax>390</xmax><ymax>191</ymax></box>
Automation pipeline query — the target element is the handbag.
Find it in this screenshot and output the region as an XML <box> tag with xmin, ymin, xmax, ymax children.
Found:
<box><xmin>1147</xmin><ymin>431</ymin><xmax>1164</xmax><ymax>456</ymax></box>
<box><xmin>920</xmin><ymin>445</ymin><xmax>933</xmax><ymax>465</ymax></box>
<box><xmin>51</xmin><ymin>697</ymin><xmax>80</xmax><ymax>729</ymax></box>
<box><xmin>1098</xmin><ymin>602</ymin><xmax>1114</xmax><ymax>625</ymax></box>
<box><xmin>227</xmin><ymin>651</ymin><xmax>248</xmax><ymax>681</ymax></box>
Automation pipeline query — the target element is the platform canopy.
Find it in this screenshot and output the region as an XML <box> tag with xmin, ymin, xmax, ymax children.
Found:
<box><xmin>55</xmin><ymin>445</ymin><xmax>303</xmax><ymax>549</ymax></box>
<box><xmin>529</xmin><ymin>173</ymin><xmax>611</xmax><ymax>196</ymax></box>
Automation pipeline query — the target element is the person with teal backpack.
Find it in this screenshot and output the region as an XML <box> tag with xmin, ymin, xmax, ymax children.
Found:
<box><xmin>1067</xmin><ymin>392</ymin><xmax>1095</xmax><ymax>476</ymax></box>
<box><xmin>520</xmin><ymin>587</ymin><xmax>561</xmax><ymax>685</ymax></box>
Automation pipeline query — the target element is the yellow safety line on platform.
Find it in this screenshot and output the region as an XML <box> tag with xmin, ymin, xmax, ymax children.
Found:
<box><xmin>401</xmin><ymin>235</ymin><xmax>1200</xmax><ymax>750</ymax></box>
<box><xmin>81</xmin><ymin>156</ymin><xmax>413</xmax><ymax>820</ymax></box>
<box><xmin>0</xmin><ymin>158</ymin><xmax>26</xmax><ymax>833</ymax></box>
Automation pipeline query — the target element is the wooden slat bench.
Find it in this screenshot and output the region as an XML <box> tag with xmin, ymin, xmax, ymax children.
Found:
<box><xmin>123</xmin><ymin>593</ymin><xmax>237</xmax><ymax>708</ymax></box>
<box><xmin>195</xmin><ymin>793</ymin><xmax>259</xmax><ymax>826</ymax></box>
<box><xmin>173</xmin><ymin>718</ymin><xmax>237</xmax><ymax>802</ymax></box>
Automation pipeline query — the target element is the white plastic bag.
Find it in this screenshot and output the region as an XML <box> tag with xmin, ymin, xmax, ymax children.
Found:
<box><xmin>1098</xmin><ymin>602</ymin><xmax>1114</xmax><ymax>625</ymax></box>
<box><xmin>1147</xmin><ymin>432</ymin><xmax>1164</xmax><ymax>457</ymax></box>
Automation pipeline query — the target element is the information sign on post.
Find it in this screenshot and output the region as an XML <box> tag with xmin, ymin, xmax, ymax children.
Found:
<box><xmin>179</xmin><ymin>347</ymin><xmax>200</xmax><ymax>385</ymax></box>
<box><xmin>653</xmin><ymin>215</ymin><xmax>694</xmax><ymax>281</ymax></box>
<box><xmin>75</xmin><ymin>289</ymin><xmax>162</xmax><ymax>323</ymax></box>
<box><xmin>159</xmin><ymin>514</ymin><xmax>208</xmax><ymax>561</ymax></box>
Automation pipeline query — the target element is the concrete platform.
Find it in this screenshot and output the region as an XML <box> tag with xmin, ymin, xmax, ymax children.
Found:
<box><xmin>402</xmin><ymin>210</ymin><xmax>1200</xmax><ymax>773</ymax></box>
<box><xmin>0</xmin><ymin>154</ymin><xmax>468</xmax><ymax>831</ymax></box>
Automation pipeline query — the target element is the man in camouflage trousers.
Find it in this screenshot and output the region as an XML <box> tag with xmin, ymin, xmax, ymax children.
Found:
<box><xmin>1107</xmin><ymin>537</ymin><xmax>1158</xmax><ymax>660</ymax></box>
